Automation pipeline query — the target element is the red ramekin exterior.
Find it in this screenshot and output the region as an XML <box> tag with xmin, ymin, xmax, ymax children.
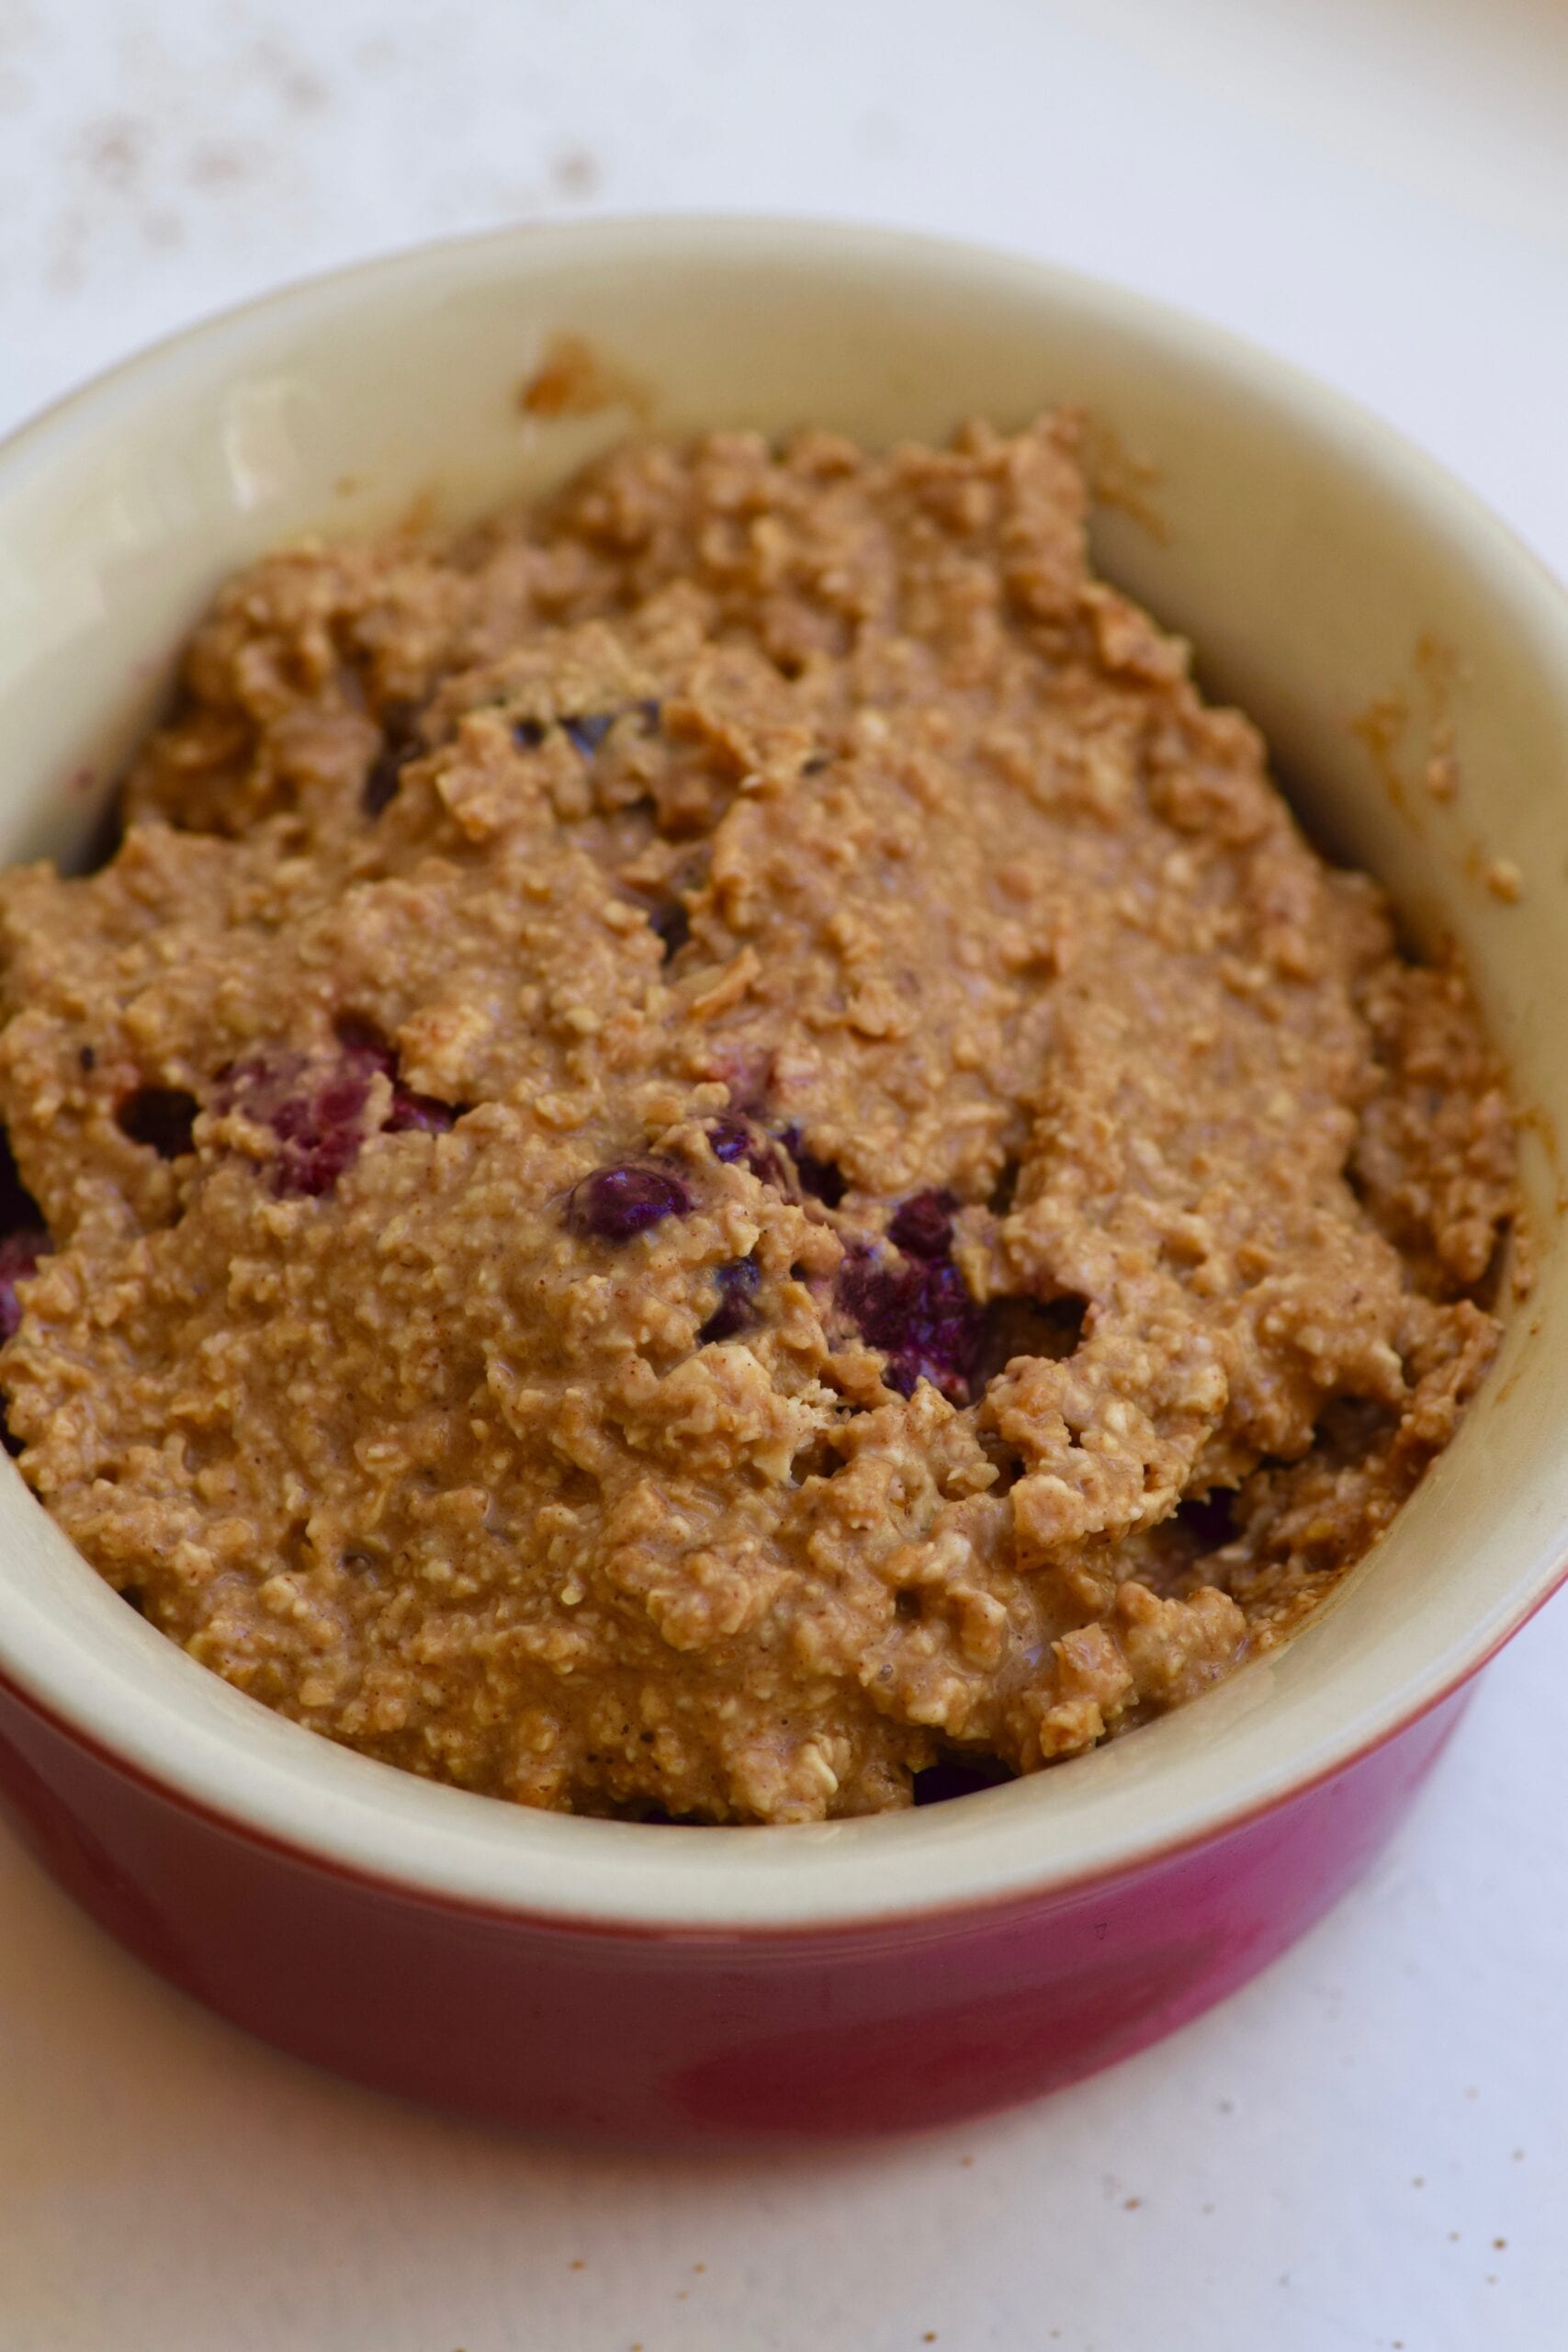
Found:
<box><xmin>0</xmin><ymin>1669</ymin><xmax>1466</xmax><ymax>2143</ymax></box>
<box><xmin>4</xmin><ymin>221</ymin><xmax>1556</xmax><ymax>2148</ymax></box>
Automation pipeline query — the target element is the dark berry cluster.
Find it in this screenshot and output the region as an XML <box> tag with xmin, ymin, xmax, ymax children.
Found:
<box><xmin>836</xmin><ymin>1191</ymin><xmax>982</xmax><ymax>1404</ymax></box>
<box><xmin>0</xmin><ymin>1228</ymin><xmax>46</xmax><ymax>1344</ymax></box>
<box><xmin>567</xmin><ymin>1161</ymin><xmax>694</xmax><ymax>1242</ymax></box>
<box><xmin>218</xmin><ymin>1023</ymin><xmax>457</xmax><ymax>1198</ymax></box>
<box><xmin>700</xmin><ymin>1256</ymin><xmax>761</xmax><ymax>1342</ymax></box>
<box><xmin>0</xmin><ymin>1136</ymin><xmax>49</xmax><ymax>1345</ymax></box>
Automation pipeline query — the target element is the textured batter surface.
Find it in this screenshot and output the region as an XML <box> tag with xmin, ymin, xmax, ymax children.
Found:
<box><xmin>0</xmin><ymin>417</ymin><xmax>1516</xmax><ymax>1822</ymax></box>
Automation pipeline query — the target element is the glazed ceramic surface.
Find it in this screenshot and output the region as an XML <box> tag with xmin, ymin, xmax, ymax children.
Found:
<box><xmin>0</xmin><ymin>220</ymin><xmax>1563</xmax><ymax>2138</ymax></box>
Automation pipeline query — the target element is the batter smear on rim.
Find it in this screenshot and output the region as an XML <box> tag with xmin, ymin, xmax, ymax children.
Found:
<box><xmin>0</xmin><ymin>416</ymin><xmax>1517</xmax><ymax>1822</ymax></box>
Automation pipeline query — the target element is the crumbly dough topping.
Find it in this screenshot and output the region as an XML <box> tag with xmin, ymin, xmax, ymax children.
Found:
<box><xmin>0</xmin><ymin>417</ymin><xmax>1515</xmax><ymax>1822</ymax></box>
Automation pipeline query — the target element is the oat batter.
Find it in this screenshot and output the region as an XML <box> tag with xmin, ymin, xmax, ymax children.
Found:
<box><xmin>0</xmin><ymin>417</ymin><xmax>1516</xmax><ymax>1822</ymax></box>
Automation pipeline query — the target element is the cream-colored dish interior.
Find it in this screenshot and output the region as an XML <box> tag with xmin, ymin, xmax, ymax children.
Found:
<box><xmin>1</xmin><ymin>219</ymin><xmax>1564</xmax><ymax>1928</ymax></box>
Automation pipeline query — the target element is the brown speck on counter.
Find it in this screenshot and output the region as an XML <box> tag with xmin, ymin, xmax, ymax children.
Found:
<box><xmin>82</xmin><ymin>114</ymin><xmax>146</xmax><ymax>191</ymax></box>
<box><xmin>570</xmin><ymin>2258</ymin><xmax>586</xmax><ymax>2271</ymax></box>
<box><xmin>250</xmin><ymin>31</ymin><xmax>331</xmax><ymax>114</ymax></box>
<box><xmin>1122</xmin><ymin>2196</ymin><xmax>1143</xmax><ymax>2211</ymax></box>
<box><xmin>186</xmin><ymin>142</ymin><xmax>249</xmax><ymax>188</ymax></box>
<box><xmin>551</xmin><ymin>145</ymin><xmax>602</xmax><ymax>198</ymax></box>
<box><xmin>1494</xmin><ymin>2236</ymin><xmax>1508</xmax><ymax>2249</ymax></box>
<box><xmin>520</xmin><ymin>332</ymin><xmax>650</xmax><ymax>420</ymax></box>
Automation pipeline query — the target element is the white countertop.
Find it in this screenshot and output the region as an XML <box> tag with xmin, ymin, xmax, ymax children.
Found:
<box><xmin>2</xmin><ymin>6</ymin><xmax>1565</xmax><ymax>2346</ymax></box>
